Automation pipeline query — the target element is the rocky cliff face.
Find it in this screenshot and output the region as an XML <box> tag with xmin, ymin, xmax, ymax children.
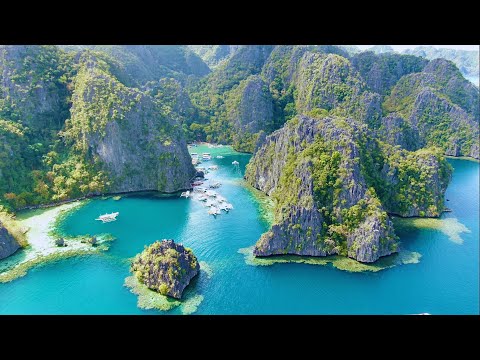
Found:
<box><xmin>0</xmin><ymin>221</ymin><xmax>20</xmax><ymax>260</ymax></box>
<box><xmin>188</xmin><ymin>45</ymin><xmax>240</xmax><ymax>68</ymax></box>
<box><xmin>383</xmin><ymin>58</ymin><xmax>479</xmax><ymax>159</ymax></box>
<box><xmin>377</xmin><ymin>146</ymin><xmax>452</xmax><ymax>217</ymax></box>
<box><xmin>293</xmin><ymin>52</ymin><xmax>383</xmax><ymax>128</ymax></box>
<box><xmin>65</xmin><ymin>54</ymin><xmax>196</xmax><ymax>193</ymax></box>
<box><xmin>62</xmin><ymin>45</ymin><xmax>210</xmax><ymax>87</ymax></box>
<box><xmin>0</xmin><ymin>45</ymin><xmax>70</xmax><ymax>132</ymax></box>
<box><xmin>351</xmin><ymin>52</ymin><xmax>427</xmax><ymax>95</ymax></box>
<box><xmin>130</xmin><ymin>239</ymin><xmax>199</xmax><ymax>299</ymax></box>
<box><xmin>226</xmin><ymin>75</ymin><xmax>274</xmax><ymax>152</ymax></box>
<box><xmin>246</xmin><ymin>114</ymin><xmax>452</xmax><ymax>262</ymax></box>
<box><xmin>0</xmin><ymin>46</ymin><xmax>199</xmax><ymax>210</ymax></box>
<box><xmin>192</xmin><ymin>47</ymin><xmax>478</xmax><ymax>160</ymax></box>
<box><xmin>246</xmin><ymin>115</ymin><xmax>399</xmax><ymax>262</ymax></box>
<box><xmin>378</xmin><ymin>114</ymin><xmax>419</xmax><ymax>151</ymax></box>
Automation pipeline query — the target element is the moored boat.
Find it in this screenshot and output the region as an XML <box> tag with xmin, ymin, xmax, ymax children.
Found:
<box><xmin>180</xmin><ymin>191</ymin><xmax>190</xmax><ymax>198</ymax></box>
<box><xmin>95</xmin><ymin>212</ymin><xmax>119</xmax><ymax>223</ymax></box>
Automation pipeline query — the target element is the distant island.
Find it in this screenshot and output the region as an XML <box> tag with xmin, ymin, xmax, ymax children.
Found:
<box><xmin>338</xmin><ymin>45</ymin><xmax>479</xmax><ymax>82</ymax></box>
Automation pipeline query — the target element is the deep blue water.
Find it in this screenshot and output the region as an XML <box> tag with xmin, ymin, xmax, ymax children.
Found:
<box><xmin>0</xmin><ymin>150</ymin><xmax>478</xmax><ymax>314</ymax></box>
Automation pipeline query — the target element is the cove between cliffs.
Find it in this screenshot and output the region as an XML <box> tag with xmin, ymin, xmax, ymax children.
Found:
<box><xmin>2</xmin><ymin>144</ymin><xmax>473</xmax><ymax>286</ymax></box>
<box><xmin>0</xmin><ymin>154</ymin><xmax>477</xmax><ymax>314</ymax></box>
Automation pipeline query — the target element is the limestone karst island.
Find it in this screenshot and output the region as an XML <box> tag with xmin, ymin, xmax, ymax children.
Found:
<box><xmin>0</xmin><ymin>45</ymin><xmax>478</xmax><ymax>315</ymax></box>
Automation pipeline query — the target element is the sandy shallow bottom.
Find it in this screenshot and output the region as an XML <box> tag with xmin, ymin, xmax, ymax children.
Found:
<box><xmin>0</xmin><ymin>201</ymin><xmax>114</xmax><ymax>282</ymax></box>
<box><xmin>124</xmin><ymin>261</ymin><xmax>212</xmax><ymax>314</ymax></box>
<box><xmin>238</xmin><ymin>246</ymin><xmax>421</xmax><ymax>272</ymax></box>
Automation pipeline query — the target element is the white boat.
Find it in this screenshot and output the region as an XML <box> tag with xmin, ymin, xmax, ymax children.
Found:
<box><xmin>224</xmin><ymin>203</ymin><xmax>233</xmax><ymax>210</ymax></box>
<box><xmin>219</xmin><ymin>203</ymin><xmax>231</xmax><ymax>212</ymax></box>
<box><xmin>232</xmin><ymin>160</ymin><xmax>239</xmax><ymax>165</ymax></box>
<box><xmin>209</xmin><ymin>182</ymin><xmax>221</xmax><ymax>189</ymax></box>
<box><xmin>216</xmin><ymin>155</ymin><xmax>224</xmax><ymax>159</ymax></box>
<box><xmin>197</xmin><ymin>195</ymin><xmax>208</xmax><ymax>202</ymax></box>
<box><xmin>202</xmin><ymin>153</ymin><xmax>212</xmax><ymax>160</ymax></box>
<box><xmin>208</xmin><ymin>207</ymin><xmax>221</xmax><ymax>216</ymax></box>
<box><xmin>208</xmin><ymin>165</ymin><xmax>218</xmax><ymax>170</ymax></box>
<box><xmin>180</xmin><ymin>191</ymin><xmax>190</xmax><ymax>198</ymax></box>
<box><xmin>216</xmin><ymin>195</ymin><xmax>226</xmax><ymax>202</ymax></box>
<box><xmin>206</xmin><ymin>190</ymin><xmax>217</xmax><ymax>197</ymax></box>
<box><xmin>411</xmin><ymin>313</ymin><xmax>431</xmax><ymax>315</ymax></box>
<box><xmin>95</xmin><ymin>212</ymin><xmax>119</xmax><ymax>223</ymax></box>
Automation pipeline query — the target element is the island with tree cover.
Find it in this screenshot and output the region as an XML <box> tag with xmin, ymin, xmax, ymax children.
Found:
<box><xmin>0</xmin><ymin>45</ymin><xmax>478</xmax><ymax>315</ymax></box>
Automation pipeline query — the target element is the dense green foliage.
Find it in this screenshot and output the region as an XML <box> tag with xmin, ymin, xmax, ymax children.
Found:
<box><xmin>60</xmin><ymin>45</ymin><xmax>210</xmax><ymax>86</ymax></box>
<box><xmin>269</xmin><ymin>126</ymin><xmax>395</xmax><ymax>256</ymax></box>
<box><xmin>131</xmin><ymin>240</ymin><xmax>199</xmax><ymax>297</ymax></box>
<box><xmin>188</xmin><ymin>45</ymin><xmax>238</xmax><ymax>68</ymax></box>
<box><xmin>351</xmin><ymin>52</ymin><xmax>427</xmax><ymax>95</ymax></box>
<box><xmin>378</xmin><ymin>146</ymin><xmax>452</xmax><ymax>216</ymax></box>
<box><xmin>382</xmin><ymin>62</ymin><xmax>479</xmax><ymax>156</ymax></box>
<box><xmin>0</xmin><ymin>46</ymin><xmax>199</xmax><ymax>211</ymax></box>
<box><xmin>356</xmin><ymin>133</ymin><xmax>453</xmax><ymax>216</ymax></box>
<box><xmin>0</xmin><ymin>44</ymin><xmax>476</xmax><ymax>217</ymax></box>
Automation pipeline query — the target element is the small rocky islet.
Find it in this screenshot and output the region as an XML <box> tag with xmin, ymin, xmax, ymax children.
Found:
<box><xmin>130</xmin><ymin>240</ymin><xmax>200</xmax><ymax>299</ymax></box>
<box><xmin>0</xmin><ymin>45</ymin><xmax>478</xmax><ymax>286</ymax></box>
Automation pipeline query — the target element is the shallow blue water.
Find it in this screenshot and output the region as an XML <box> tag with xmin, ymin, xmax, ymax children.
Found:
<box><xmin>0</xmin><ymin>151</ymin><xmax>478</xmax><ymax>314</ymax></box>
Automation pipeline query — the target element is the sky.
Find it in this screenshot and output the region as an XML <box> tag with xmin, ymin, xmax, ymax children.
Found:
<box><xmin>357</xmin><ymin>45</ymin><xmax>479</xmax><ymax>52</ymax></box>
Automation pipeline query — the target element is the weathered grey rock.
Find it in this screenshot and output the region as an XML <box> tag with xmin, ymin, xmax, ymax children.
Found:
<box><xmin>88</xmin><ymin>236</ymin><xmax>97</xmax><ymax>246</ymax></box>
<box><xmin>68</xmin><ymin>57</ymin><xmax>196</xmax><ymax>193</ymax></box>
<box><xmin>347</xmin><ymin>214</ymin><xmax>397</xmax><ymax>263</ymax></box>
<box><xmin>0</xmin><ymin>221</ymin><xmax>20</xmax><ymax>259</ymax></box>
<box><xmin>0</xmin><ymin>45</ymin><xmax>70</xmax><ymax>132</ymax></box>
<box><xmin>226</xmin><ymin>75</ymin><xmax>274</xmax><ymax>151</ymax></box>
<box><xmin>378</xmin><ymin>113</ymin><xmax>419</xmax><ymax>151</ymax></box>
<box><xmin>247</xmin><ymin>115</ymin><xmax>399</xmax><ymax>262</ymax></box>
<box><xmin>382</xmin><ymin>58</ymin><xmax>479</xmax><ymax>159</ymax></box>
<box><xmin>423</xmin><ymin>58</ymin><xmax>479</xmax><ymax>118</ymax></box>
<box><xmin>130</xmin><ymin>239</ymin><xmax>199</xmax><ymax>299</ymax></box>
<box><xmin>379</xmin><ymin>147</ymin><xmax>452</xmax><ymax>217</ymax></box>
<box><xmin>228</xmin><ymin>75</ymin><xmax>274</xmax><ymax>135</ymax></box>
<box><xmin>351</xmin><ymin>52</ymin><xmax>427</xmax><ymax>95</ymax></box>
<box><xmin>408</xmin><ymin>89</ymin><xmax>479</xmax><ymax>159</ymax></box>
<box><xmin>188</xmin><ymin>45</ymin><xmax>240</xmax><ymax>68</ymax></box>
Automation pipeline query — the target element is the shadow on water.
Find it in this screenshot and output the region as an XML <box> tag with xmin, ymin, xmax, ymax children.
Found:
<box><xmin>0</xmin><ymin>248</ymin><xmax>28</xmax><ymax>273</ymax></box>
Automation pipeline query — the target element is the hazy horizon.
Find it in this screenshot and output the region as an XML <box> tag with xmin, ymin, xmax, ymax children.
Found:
<box><xmin>356</xmin><ymin>45</ymin><xmax>479</xmax><ymax>52</ymax></box>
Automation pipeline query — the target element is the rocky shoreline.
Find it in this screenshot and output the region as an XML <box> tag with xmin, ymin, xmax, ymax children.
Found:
<box><xmin>0</xmin><ymin>201</ymin><xmax>115</xmax><ymax>283</ymax></box>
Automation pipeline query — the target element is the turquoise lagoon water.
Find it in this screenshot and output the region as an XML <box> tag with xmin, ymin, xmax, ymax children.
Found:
<box><xmin>0</xmin><ymin>147</ymin><xmax>478</xmax><ymax>314</ymax></box>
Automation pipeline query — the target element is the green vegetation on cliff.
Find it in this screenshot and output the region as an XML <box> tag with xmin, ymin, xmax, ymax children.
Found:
<box><xmin>0</xmin><ymin>46</ymin><xmax>197</xmax><ymax>211</ymax></box>
<box><xmin>246</xmin><ymin>114</ymin><xmax>452</xmax><ymax>262</ymax></box>
<box><xmin>130</xmin><ymin>240</ymin><xmax>199</xmax><ymax>299</ymax></box>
